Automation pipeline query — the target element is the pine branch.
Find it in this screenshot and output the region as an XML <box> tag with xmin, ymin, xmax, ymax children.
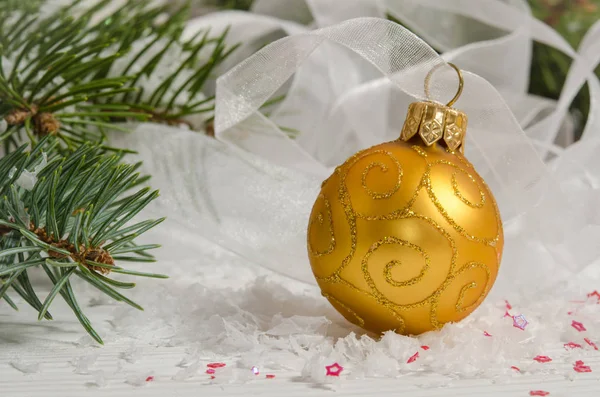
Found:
<box><xmin>91</xmin><ymin>5</ymin><xmax>237</xmax><ymax>129</ymax></box>
<box><xmin>0</xmin><ymin>138</ymin><xmax>165</xmax><ymax>343</ymax></box>
<box><xmin>0</xmin><ymin>0</ymin><xmax>238</xmax><ymax>150</ymax></box>
<box><xmin>0</xmin><ymin>0</ymin><xmax>285</xmax><ymax>343</ymax></box>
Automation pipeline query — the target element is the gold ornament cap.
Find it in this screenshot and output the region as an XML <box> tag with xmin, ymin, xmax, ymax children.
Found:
<box><xmin>400</xmin><ymin>63</ymin><xmax>467</xmax><ymax>152</ymax></box>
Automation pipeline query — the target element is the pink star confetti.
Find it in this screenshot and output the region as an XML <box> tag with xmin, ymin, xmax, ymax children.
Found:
<box><xmin>585</xmin><ymin>337</ymin><xmax>598</xmax><ymax>350</ymax></box>
<box><xmin>210</xmin><ymin>375</ymin><xmax>216</xmax><ymax>380</ymax></box>
<box><xmin>533</xmin><ymin>355</ymin><xmax>552</xmax><ymax>363</ymax></box>
<box><xmin>206</xmin><ymin>369</ymin><xmax>216</xmax><ymax>375</ymax></box>
<box><xmin>266</xmin><ymin>374</ymin><xmax>275</xmax><ymax>379</ymax></box>
<box><xmin>421</xmin><ymin>345</ymin><xmax>430</xmax><ymax>351</ymax></box>
<box><xmin>530</xmin><ymin>391</ymin><xmax>549</xmax><ymax>396</ymax></box>
<box><xmin>207</xmin><ymin>362</ymin><xmax>226</xmax><ymax>369</ymax></box>
<box><xmin>572</xmin><ymin>320</ymin><xmax>587</xmax><ymax>332</ymax></box>
<box><xmin>483</xmin><ymin>331</ymin><xmax>492</xmax><ymax>337</ymax></box>
<box><xmin>503</xmin><ymin>310</ymin><xmax>512</xmax><ymax>318</ymax></box>
<box><xmin>574</xmin><ymin>360</ymin><xmax>592</xmax><ymax>373</ymax></box>
<box><xmin>505</xmin><ymin>300</ymin><xmax>512</xmax><ymax>310</ymax></box>
<box><xmin>407</xmin><ymin>352</ymin><xmax>419</xmax><ymax>364</ymax></box>
<box><xmin>587</xmin><ymin>290</ymin><xmax>600</xmax><ymax>302</ymax></box>
<box><xmin>564</xmin><ymin>342</ymin><xmax>582</xmax><ymax>349</ymax></box>
<box><xmin>511</xmin><ymin>366</ymin><xmax>521</xmax><ymax>372</ymax></box>
<box><xmin>325</xmin><ymin>363</ymin><xmax>344</xmax><ymax>377</ymax></box>
<box><xmin>145</xmin><ymin>376</ymin><xmax>154</xmax><ymax>382</ymax></box>
<box><xmin>512</xmin><ymin>314</ymin><xmax>528</xmax><ymax>330</ymax></box>
<box><xmin>252</xmin><ymin>366</ymin><xmax>260</xmax><ymax>375</ymax></box>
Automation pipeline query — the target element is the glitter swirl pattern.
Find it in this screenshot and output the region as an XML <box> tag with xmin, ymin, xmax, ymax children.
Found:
<box><xmin>307</xmin><ymin>140</ymin><xmax>503</xmax><ymax>335</ymax></box>
<box><xmin>307</xmin><ymin>194</ymin><xmax>336</xmax><ymax>257</ymax></box>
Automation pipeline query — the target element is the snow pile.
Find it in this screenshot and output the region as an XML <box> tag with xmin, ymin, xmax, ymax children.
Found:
<box><xmin>107</xmin><ymin>234</ymin><xmax>600</xmax><ymax>384</ymax></box>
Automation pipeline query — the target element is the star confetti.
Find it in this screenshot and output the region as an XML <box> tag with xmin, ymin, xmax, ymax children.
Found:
<box><xmin>421</xmin><ymin>346</ymin><xmax>430</xmax><ymax>351</ymax></box>
<box><xmin>266</xmin><ymin>374</ymin><xmax>275</xmax><ymax>379</ymax></box>
<box><xmin>587</xmin><ymin>290</ymin><xmax>600</xmax><ymax>302</ymax></box>
<box><xmin>206</xmin><ymin>369</ymin><xmax>215</xmax><ymax>375</ymax></box>
<box><xmin>572</xmin><ymin>320</ymin><xmax>587</xmax><ymax>332</ymax></box>
<box><xmin>407</xmin><ymin>352</ymin><xmax>419</xmax><ymax>364</ymax></box>
<box><xmin>252</xmin><ymin>366</ymin><xmax>260</xmax><ymax>375</ymax></box>
<box><xmin>483</xmin><ymin>331</ymin><xmax>492</xmax><ymax>337</ymax></box>
<box><xmin>511</xmin><ymin>366</ymin><xmax>521</xmax><ymax>372</ymax></box>
<box><xmin>564</xmin><ymin>342</ymin><xmax>582</xmax><ymax>349</ymax></box>
<box><xmin>512</xmin><ymin>314</ymin><xmax>528</xmax><ymax>330</ymax></box>
<box><xmin>207</xmin><ymin>363</ymin><xmax>226</xmax><ymax>369</ymax></box>
<box><xmin>325</xmin><ymin>363</ymin><xmax>344</xmax><ymax>377</ymax></box>
<box><xmin>574</xmin><ymin>360</ymin><xmax>592</xmax><ymax>373</ymax></box>
<box><xmin>145</xmin><ymin>376</ymin><xmax>154</xmax><ymax>382</ymax></box>
<box><xmin>503</xmin><ymin>310</ymin><xmax>512</xmax><ymax>318</ymax></box>
<box><xmin>585</xmin><ymin>338</ymin><xmax>598</xmax><ymax>350</ymax></box>
<box><xmin>505</xmin><ymin>300</ymin><xmax>512</xmax><ymax>310</ymax></box>
<box><xmin>530</xmin><ymin>391</ymin><xmax>549</xmax><ymax>396</ymax></box>
<box><xmin>533</xmin><ymin>355</ymin><xmax>552</xmax><ymax>363</ymax></box>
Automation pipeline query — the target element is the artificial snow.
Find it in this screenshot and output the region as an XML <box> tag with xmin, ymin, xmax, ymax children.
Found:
<box><xmin>11</xmin><ymin>152</ymin><xmax>48</xmax><ymax>191</ymax></box>
<box><xmin>93</xmin><ymin>229</ymin><xmax>600</xmax><ymax>385</ymax></box>
<box><xmin>89</xmin><ymin>370</ymin><xmax>107</xmax><ymax>388</ymax></box>
<box><xmin>9</xmin><ymin>359</ymin><xmax>41</xmax><ymax>374</ymax></box>
<box><xmin>125</xmin><ymin>372</ymin><xmax>155</xmax><ymax>387</ymax></box>
<box><xmin>119</xmin><ymin>346</ymin><xmax>142</xmax><ymax>364</ymax></box>
<box><xmin>71</xmin><ymin>353</ymin><xmax>99</xmax><ymax>374</ymax></box>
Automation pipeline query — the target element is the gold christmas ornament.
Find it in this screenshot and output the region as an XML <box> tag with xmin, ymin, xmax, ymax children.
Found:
<box><xmin>307</xmin><ymin>64</ymin><xmax>503</xmax><ymax>335</ymax></box>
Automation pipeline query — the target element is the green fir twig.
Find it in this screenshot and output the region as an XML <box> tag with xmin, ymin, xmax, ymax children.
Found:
<box><xmin>0</xmin><ymin>0</ymin><xmax>237</xmax><ymax>151</ymax></box>
<box><xmin>0</xmin><ymin>139</ymin><xmax>165</xmax><ymax>344</ymax></box>
<box><xmin>0</xmin><ymin>0</ymin><xmax>242</xmax><ymax>343</ymax></box>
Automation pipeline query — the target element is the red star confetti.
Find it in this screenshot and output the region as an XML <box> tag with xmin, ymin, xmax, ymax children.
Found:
<box><xmin>504</xmin><ymin>310</ymin><xmax>512</xmax><ymax>318</ymax></box>
<box><xmin>505</xmin><ymin>300</ymin><xmax>512</xmax><ymax>310</ymax></box>
<box><xmin>252</xmin><ymin>366</ymin><xmax>260</xmax><ymax>375</ymax></box>
<box><xmin>266</xmin><ymin>374</ymin><xmax>275</xmax><ymax>379</ymax></box>
<box><xmin>533</xmin><ymin>355</ymin><xmax>552</xmax><ymax>363</ymax></box>
<box><xmin>145</xmin><ymin>376</ymin><xmax>154</xmax><ymax>382</ymax></box>
<box><xmin>530</xmin><ymin>391</ymin><xmax>549</xmax><ymax>396</ymax></box>
<box><xmin>206</xmin><ymin>369</ymin><xmax>215</xmax><ymax>375</ymax></box>
<box><xmin>585</xmin><ymin>338</ymin><xmax>598</xmax><ymax>350</ymax></box>
<box><xmin>484</xmin><ymin>331</ymin><xmax>492</xmax><ymax>337</ymax></box>
<box><xmin>511</xmin><ymin>366</ymin><xmax>521</xmax><ymax>372</ymax></box>
<box><xmin>210</xmin><ymin>375</ymin><xmax>216</xmax><ymax>379</ymax></box>
<box><xmin>512</xmin><ymin>314</ymin><xmax>528</xmax><ymax>330</ymax></box>
<box><xmin>207</xmin><ymin>362</ymin><xmax>226</xmax><ymax>369</ymax></box>
<box><xmin>325</xmin><ymin>363</ymin><xmax>344</xmax><ymax>377</ymax></box>
<box><xmin>574</xmin><ymin>360</ymin><xmax>592</xmax><ymax>373</ymax></box>
<box><xmin>572</xmin><ymin>320</ymin><xmax>586</xmax><ymax>332</ymax></box>
<box><xmin>407</xmin><ymin>352</ymin><xmax>419</xmax><ymax>364</ymax></box>
<box><xmin>564</xmin><ymin>342</ymin><xmax>582</xmax><ymax>349</ymax></box>
<box><xmin>587</xmin><ymin>290</ymin><xmax>600</xmax><ymax>302</ymax></box>
<box><xmin>421</xmin><ymin>346</ymin><xmax>430</xmax><ymax>351</ymax></box>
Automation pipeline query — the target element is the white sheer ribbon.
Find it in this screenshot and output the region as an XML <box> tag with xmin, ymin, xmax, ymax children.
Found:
<box><xmin>210</xmin><ymin>16</ymin><xmax>579</xmax><ymax>294</ymax></box>
<box><xmin>111</xmin><ymin>2</ymin><xmax>600</xmax><ymax>295</ymax></box>
<box><xmin>253</xmin><ymin>0</ymin><xmax>600</xmax><ymax>149</ymax></box>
